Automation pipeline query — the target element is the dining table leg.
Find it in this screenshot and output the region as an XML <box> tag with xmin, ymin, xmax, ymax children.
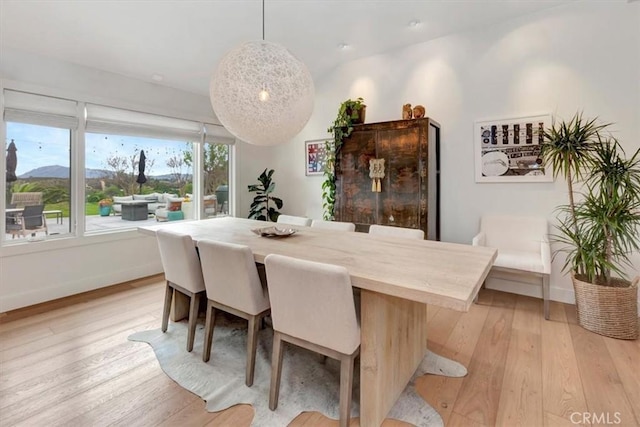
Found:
<box><xmin>360</xmin><ymin>289</ymin><xmax>428</xmax><ymax>426</ymax></box>
<box><xmin>170</xmin><ymin>289</ymin><xmax>191</xmax><ymax>321</ymax></box>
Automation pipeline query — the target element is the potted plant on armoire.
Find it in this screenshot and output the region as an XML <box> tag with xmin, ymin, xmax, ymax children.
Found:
<box><xmin>322</xmin><ymin>97</ymin><xmax>366</xmax><ymax>220</ymax></box>
<box><xmin>541</xmin><ymin>112</ymin><xmax>640</xmax><ymax>339</ymax></box>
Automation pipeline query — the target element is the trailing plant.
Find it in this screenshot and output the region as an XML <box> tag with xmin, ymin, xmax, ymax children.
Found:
<box><xmin>541</xmin><ymin>113</ymin><xmax>640</xmax><ymax>285</ymax></box>
<box><xmin>322</xmin><ymin>97</ymin><xmax>366</xmax><ymax>220</ymax></box>
<box><xmin>248</xmin><ymin>168</ymin><xmax>283</xmax><ymax>222</ymax></box>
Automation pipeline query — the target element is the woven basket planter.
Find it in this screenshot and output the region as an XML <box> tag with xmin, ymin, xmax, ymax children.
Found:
<box><xmin>572</xmin><ymin>274</ymin><xmax>639</xmax><ymax>340</ymax></box>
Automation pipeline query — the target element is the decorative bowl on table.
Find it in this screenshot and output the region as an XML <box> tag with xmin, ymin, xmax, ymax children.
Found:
<box><xmin>251</xmin><ymin>226</ymin><xmax>297</xmax><ymax>238</ymax></box>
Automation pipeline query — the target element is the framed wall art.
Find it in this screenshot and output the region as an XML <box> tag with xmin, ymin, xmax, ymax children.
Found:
<box><xmin>474</xmin><ymin>113</ymin><xmax>553</xmax><ymax>183</ymax></box>
<box><xmin>305</xmin><ymin>139</ymin><xmax>328</xmax><ymax>176</ymax></box>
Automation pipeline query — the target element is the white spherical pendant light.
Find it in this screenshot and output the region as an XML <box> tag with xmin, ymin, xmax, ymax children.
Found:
<box><xmin>210</xmin><ymin>40</ymin><xmax>315</xmax><ymax>146</ymax></box>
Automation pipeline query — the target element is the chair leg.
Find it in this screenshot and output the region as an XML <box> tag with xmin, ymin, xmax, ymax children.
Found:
<box><xmin>161</xmin><ymin>282</ymin><xmax>173</xmax><ymax>333</ymax></box>
<box><xmin>246</xmin><ymin>314</ymin><xmax>261</xmax><ymax>387</ymax></box>
<box><xmin>338</xmin><ymin>353</ymin><xmax>356</xmax><ymax>427</ymax></box>
<box><xmin>186</xmin><ymin>291</ymin><xmax>200</xmax><ymax>352</ymax></box>
<box><xmin>269</xmin><ymin>331</ymin><xmax>284</xmax><ymax>411</ymax></box>
<box><xmin>543</xmin><ymin>275</ymin><xmax>550</xmax><ymax>320</ymax></box>
<box><xmin>203</xmin><ymin>301</ymin><xmax>216</xmax><ymax>362</ymax></box>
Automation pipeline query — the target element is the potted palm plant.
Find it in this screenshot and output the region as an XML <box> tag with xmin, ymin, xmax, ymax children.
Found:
<box><xmin>322</xmin><ymin>97</ymin><xmax>366</xmax><ymax>220</ymax></box>
<box><xmin>541</xmin><ymin>112</ymin><xmax>640</xmax><ymax>339</ymax></box>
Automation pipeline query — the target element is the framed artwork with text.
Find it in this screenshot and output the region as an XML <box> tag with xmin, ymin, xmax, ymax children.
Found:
<box><xmin>474</xmin><ymin>114</ymin><xmax>553</xmax><ymax>183</ymax></box>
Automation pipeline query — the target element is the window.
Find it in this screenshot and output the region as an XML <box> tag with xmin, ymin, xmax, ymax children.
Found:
<box><xmin>2</xmin><ymin>90</ymin><xmax>235</xmax><ymax>244</ymax></box>
<box><xmin>85</xmin><ymin>133</ymin><xmax>195</xmax><ymax>230</ymax></box>
<box><xmin>3</xmin><ymin>90</ymin><xmax>77</xmax><ymax>241</ymax></box>
<box><xmin>84</xmin><ymin>104</ymin><xmax>201</xmax><ymax>230</ymax></box>
<box><xmin>202</xmin><ymin>124</ymin><xmax>234</xmax><ymax>218</ymax></box>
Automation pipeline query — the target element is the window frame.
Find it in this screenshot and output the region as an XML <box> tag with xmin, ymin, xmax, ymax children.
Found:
<box><xmin>1</xmin><ymin>80</ymin><xmax>235</xmax><ymax>253</ymax></box>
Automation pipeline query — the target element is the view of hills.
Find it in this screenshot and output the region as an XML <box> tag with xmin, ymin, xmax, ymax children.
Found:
<box><xmin>19</xmin><ymin>165</ymin><xmax>112</xmax><ymax>179</ymax></box>
<box><xmin>18</xmin><ymin>165</ymin><xmax>180</xmax><ymax>180</ymax></box>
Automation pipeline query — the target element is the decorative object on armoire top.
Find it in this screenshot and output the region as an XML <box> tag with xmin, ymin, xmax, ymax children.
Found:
<box><xmin>248</xmin><ymin>169</ymin><xmax>283</xmax><ymax>222</ymax></box>
<box><xmin>402</xmin><ymin>104</ymin><xmax>413</xmax><ymax>120</ymax></box>
<box><xmin>412</xmin><ymin>105</ymin><xmax>425</xmax><ymax>119</ymax></box>
<box><xmin>369</xmin><ymin>158</ymin><xmax>385</xmax><ymax>192</ymax></box>
<box><xmin>540</xmin><ymin>112</ymin><xmax>640</xmax><ymax>339</ymax></box>
<box><xmin>334</xmin><ymin>118</ymin><xmax>440</xmax><ymax>240</ymax></box>
<box><xmin>322</xmin><ymin>97</ymin><xmax>367</xmax><ymax>220</ymax></box>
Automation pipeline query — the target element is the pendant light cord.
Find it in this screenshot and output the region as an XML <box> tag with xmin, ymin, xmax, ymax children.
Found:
<box><xmin>262</xmin><ymin>0</ymin><xmax>265</xmax><ymax>41</ymax></box>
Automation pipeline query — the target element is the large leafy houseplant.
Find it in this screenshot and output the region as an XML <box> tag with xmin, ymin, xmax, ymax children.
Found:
<box><xmin>322</xmin><ymin>98</ymin><xmax>366</xmax><ymax>220</ymax></box>
<box><xmin>248</xmin><ymin>169</ymin><xmax>283</xmax><ymax>222</ymax></box>
<box><xmin>541</xmin><ymin>112</ymin><xmax>640</xmax><ymax>339</ymax></box>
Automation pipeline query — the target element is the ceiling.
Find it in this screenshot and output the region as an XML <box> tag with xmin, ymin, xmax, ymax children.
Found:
<box><xmin>1</xmin><ymin>0</ymin><xmax>576</xmax><ymax>97</ymax></box>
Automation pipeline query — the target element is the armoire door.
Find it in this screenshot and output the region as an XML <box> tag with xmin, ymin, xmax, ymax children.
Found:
<box><xmin>334</xmin><ymin>129</ymin><xmax>377</xmax><ymax>226</ymax></box>
<box><xmin>376</xmin><ymin>125</ymin><xmax>422</xmax><ymax>229</ymax></box>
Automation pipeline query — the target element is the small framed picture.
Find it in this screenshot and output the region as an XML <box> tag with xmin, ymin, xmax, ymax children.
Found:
<box><xmin>474</xmin><ymin>113</ymin><xmax>554</xmax><ymax>183</ymax></box>
<box><xmin>305</xmin><ymin>139</ymin><xmax>328</xmax><ymax>176</ymax></box>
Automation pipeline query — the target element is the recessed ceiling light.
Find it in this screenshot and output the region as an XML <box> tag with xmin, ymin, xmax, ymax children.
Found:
<box><xmin>338</xmin><ymin>43</ymin><xmax>349</xmax><ymax>50</ymax></box>
<box><xmin>151</xmin><ymin>74</ymin><xmax>164</xmax><ymax>82</ymax></box>
<box><xmin>408</xmin><ymin>19</ymin><xmax>421</xmax><ymax>28</ymax></box>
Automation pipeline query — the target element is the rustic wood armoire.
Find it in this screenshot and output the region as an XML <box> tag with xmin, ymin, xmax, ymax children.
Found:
<box><xmin>334</xmin><ymin>118</ymin><xmax>440</xmax><ymax>240</ymax></box>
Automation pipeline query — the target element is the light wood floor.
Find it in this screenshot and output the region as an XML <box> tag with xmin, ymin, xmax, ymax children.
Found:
<box><xmin>1</xmin><ymin>277</ymin><xmax>638</xmax><ymax>427</ymax></box>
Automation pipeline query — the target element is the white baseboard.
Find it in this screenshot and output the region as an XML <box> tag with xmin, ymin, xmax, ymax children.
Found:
<box><xmin>485</xmin><ymin>273</ymin><xmax>640</xmax><ymax>315</ymax></box>
<box><xmin>1</xmin><ymin>262</ymin><xmax>163</xmax><ymax>312</ymax></box>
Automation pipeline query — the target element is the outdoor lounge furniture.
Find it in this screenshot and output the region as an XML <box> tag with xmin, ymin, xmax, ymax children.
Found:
<box><xmin>155</xmin><ymin>197</ymin><xmax>185</xmax><ymax>222</ymax></box>
<box><xmin>120</xmin><ymin>201</ymin><xmax>150</xmax><ymax>221</ymax></box>
<box><xmin>6</xmin><ymin>204</ymin><xmax>48</xmax><ymax>239</ymax></box>
<box><xmin>112</xmin><ymin>193</ymin><xmax>178</xmax><ymax>215</ymax></box>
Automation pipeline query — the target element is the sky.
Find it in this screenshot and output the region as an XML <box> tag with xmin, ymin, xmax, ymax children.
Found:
<box><xmin>6</xmin><ymin>122</ymin><xmax>193</xmax><ymax>176</ymax></box>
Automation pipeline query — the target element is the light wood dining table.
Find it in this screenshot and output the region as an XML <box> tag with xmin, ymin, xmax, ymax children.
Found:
<box><xmin>138</xmin><ymin>217</ymin><xmax>497</xmax><ymax>426</ymax></box>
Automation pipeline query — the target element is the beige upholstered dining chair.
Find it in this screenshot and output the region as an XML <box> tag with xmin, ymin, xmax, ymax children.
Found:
<box><xmin>265</xmin><ymin>254</ymin><xmax>360</xmax><ymax>427</ymax></box>
<box><xmin>197</xmin><ymin>239</ymin><xmax>270</xmax><ymax>387</ymax></box>
<box><xmin>155</xmin><ymin>229</ymin><xmax>206</xmax><ymax>352</ymax></box>
<box><xmin>368</xmin><ymin>224</ymin><xmax>424</xmax><ymax>240</ymax></box>
<box><xmin>310</xmin><ymin>219</ymin><xmax>356</xmax><ymax>232</ymax></box>
<box><xmin>276</xmin><ymin>214</ymin><xmax>312</xmax><ymax>227</ymax></box>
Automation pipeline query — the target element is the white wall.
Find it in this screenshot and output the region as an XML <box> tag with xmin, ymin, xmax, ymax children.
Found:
<box><xmin>273</xmin><ymin>2</ymin><xmax>640</xmax><ymax>305</ymax></box>
<box><xmin>2</xmin><ymin>2</ymin><xmax>638</xmax><ymax>312</ymax></box>
<box><xmin>0</xmin><ymin>49</ymin><xmax>274</xmax><ymax>311</ymax></box>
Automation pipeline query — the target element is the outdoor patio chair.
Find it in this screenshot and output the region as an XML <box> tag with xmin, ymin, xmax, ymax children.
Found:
<box><xmin>10</xmin><ymin>192</ymin><xmax>43</xmax><ymax>208</ymax></box>
<box><xmin>6</xmin><ymin>204</ymin><xmax>48</xmax><ymax>239</ymax></box>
